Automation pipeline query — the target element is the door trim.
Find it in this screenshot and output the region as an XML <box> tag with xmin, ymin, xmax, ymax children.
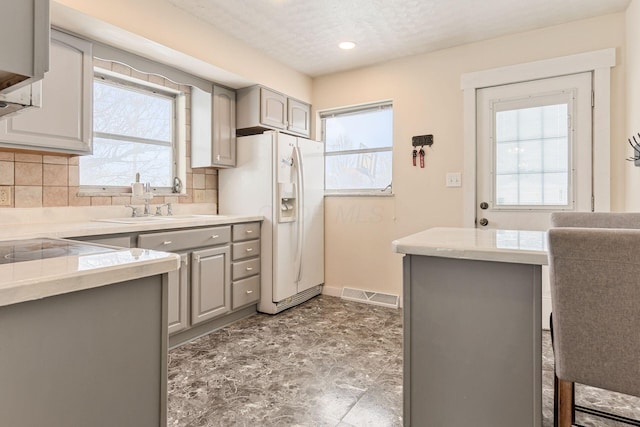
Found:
<box><xmin>462</xmin><ymin>48</ymin><xmax>615</xmax><ymax>227</ymax></box>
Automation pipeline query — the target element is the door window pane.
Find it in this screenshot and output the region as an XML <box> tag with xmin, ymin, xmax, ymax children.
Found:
<box><xmin>494</xmin><ymin>104</ymin><xmax>569</xmax><ymax>206</ymax></box>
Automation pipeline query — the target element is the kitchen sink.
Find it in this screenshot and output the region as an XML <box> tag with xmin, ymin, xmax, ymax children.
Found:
<box><xmin>94</xmin><ymin>214</ymin><xmax>227</xmax><ymax>224</ymax></box>
<box><xmin>95</xmin><ymin>216</ymin><xmax>176</xmax><ymax>224</ymax></box>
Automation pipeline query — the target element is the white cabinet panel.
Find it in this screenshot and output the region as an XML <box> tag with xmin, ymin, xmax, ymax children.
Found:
<box><xmin>0</xmin><ymin>29</ymin><xmax>92</xmax><ymax>154</ymax></box>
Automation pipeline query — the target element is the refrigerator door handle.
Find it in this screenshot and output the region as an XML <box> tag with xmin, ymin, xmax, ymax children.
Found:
<box><xmin>293</xmin><ymin>144</ymin><xmax>305</xmax><ymax>283</ymax></box>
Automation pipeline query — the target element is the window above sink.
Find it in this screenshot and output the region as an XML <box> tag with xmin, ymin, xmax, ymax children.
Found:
<box><xmin>79</xmin><ymin>68</ymin><xmax>187</xmax><ymax>196</ymax></box>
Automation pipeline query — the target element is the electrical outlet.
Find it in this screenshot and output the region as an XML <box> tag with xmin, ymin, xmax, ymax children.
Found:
<box><xmin>0</xmin><ymin>187</ymin><xmax>11</xmax><ymax>206</ymax></box>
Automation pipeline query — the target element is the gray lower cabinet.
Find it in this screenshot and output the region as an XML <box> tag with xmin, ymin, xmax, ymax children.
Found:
<box><xmin>167</xmin><ymin>252</ymin><xmax>189</xmax><ymax>335</ymax></box>
<box><xmin>0</xmin><ymin>274</ymin><xmax>168</xmax><ymax>427</ymax></box>
<box><xmin>136</xmin><ymin>222</ymin><xmax>260</xmax><ymax>344</ymax></box>
<box><xmin>231</xmin><ymin>222</ymin><xmax>261</xmax><ymax>309</ymax></box>
<box><xmin>191</xmin><ymin>245</ymin><xmax>231</xmax><ymax>323</ymax></box>
<box><xmin>403</xmin><ymin>254</ymin><xmax>542</xmax><ymax>427</ymax></box>
<box><xmin>75</xmin><ymin>222</ymin><xmax>261</xmax><ymax>346</ymax></box>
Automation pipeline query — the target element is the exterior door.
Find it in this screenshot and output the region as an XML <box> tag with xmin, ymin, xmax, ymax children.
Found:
<box><xmin>476</xmin><ymin>72</ymin><xmax>593</xmax><ymax>231</ymax></box>
<box><xmin>476</xmin><ymin>72</ymin><xmax>593</xmax><ymax>329</ymax></box>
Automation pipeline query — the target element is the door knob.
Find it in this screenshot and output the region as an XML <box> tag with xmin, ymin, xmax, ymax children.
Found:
<box><xmin>480</xmin><ymin>202</ymin><xmax>489</xmax><ymax>210</ymax></box>
<box><xmin>479</xmin><ymin>218</ymin><xmax>489</xmax><ymax>226</ymax></box>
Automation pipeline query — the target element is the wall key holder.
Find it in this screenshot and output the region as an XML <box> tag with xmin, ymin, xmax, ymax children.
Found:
<box><xmin>411</xmin><ymin>134</ymin><xmax>433</xmax><ymax>168</ymax></box>
<box><xmin>626</xmin><ymin>133</ymin><xmax>640</xmax><ymax>166</ymax></box>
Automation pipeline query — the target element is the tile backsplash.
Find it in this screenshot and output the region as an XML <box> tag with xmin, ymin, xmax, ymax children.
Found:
<box><xmin>0</xmin><ymin>59</ymin><xmax>218</xmax><ymax>209</ymax></box>
<box><xmin>0</xmin><ymin>150</ymin><xmax>217</xmax><ymax>208</ymax></box>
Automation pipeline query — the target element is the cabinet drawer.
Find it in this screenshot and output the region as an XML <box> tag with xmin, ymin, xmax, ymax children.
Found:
<box><xmin>232</xmin><ymin>222</ymin><xmax>260</xmax><ymax>242</ymax></box>
<box><xmin>232</xmin><ymin>275</ymin><xmax>260</xmax><ymax>309</ymax></box>
<box><xmin>232</xmin><ymin>258</ymin><xmax>260</xmax><ymax>280</ymax></box>
<box><xmin>232</xmin><ymin>240</ymin><xmax>260</xmax><ymax>261</ymax></box>
<box><xmin>138</xmin><ymin>226</ymin><xmax>230</xmax><ymax>251</ymax></box>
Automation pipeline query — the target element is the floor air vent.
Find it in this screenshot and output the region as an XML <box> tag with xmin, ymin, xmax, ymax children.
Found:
<box><xmin>341</xmin><ymin>287</ymin><xmax>399</xmax><ymax>309</ymax></box>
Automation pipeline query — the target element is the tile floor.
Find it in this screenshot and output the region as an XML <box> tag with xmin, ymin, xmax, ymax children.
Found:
<box><xmin>168</xmin><ymin>295</ymin><xmax>639</xmax><ymax>427</ymax></box>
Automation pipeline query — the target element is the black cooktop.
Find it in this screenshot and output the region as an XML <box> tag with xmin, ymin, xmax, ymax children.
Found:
<box><xmin>0</xmin><ymin>238</ymin><xmax>117</xmax><ymax>265</ymax></box>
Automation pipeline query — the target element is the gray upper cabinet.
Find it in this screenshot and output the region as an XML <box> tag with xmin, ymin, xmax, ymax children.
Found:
<box><xmin>287</xmin><ymin>98</ymin><xmax>311</xmax><ymax>137</ymax></box>
<box><xmin>191</xmin><ymin>84</ymin><xmax>237</xmax><ymax>168</ymax></box>
<box><xmin>0</xmin><ymin>29</ymin><xmax>93</xmax><ymax>154</ymax></box>
<box><xmin>237</xmin><ymin>85</ymin><xmax>311</xmax><ymax>138</ymax></box>
<box><xmin>0</xmin><ymin>0</ymin><xmax>49</xmax><ymax>93</ymax></box>
<box><xmin>260</xmin><ymin>87</ymin><xmax>287</xmax><ymax>129</ymax></box>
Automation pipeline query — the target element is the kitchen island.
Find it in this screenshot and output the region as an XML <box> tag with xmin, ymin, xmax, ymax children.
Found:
<box><xmin>0</xmin><ymin>238</ymin><xmax>180</xmax><ymax>427</ymax></box>
<box><xmin>392</xmin><ymin>227</ymin><xmax>548</xmax><ymax>427</ymax></box>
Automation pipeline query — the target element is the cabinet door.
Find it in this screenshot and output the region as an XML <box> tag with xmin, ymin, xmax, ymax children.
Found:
<box><xmin>287</xmin><ymin>98</ymin><xmax>310</xmax><ymax>137</ymax></box>
<box><xmin>260</xmin><ymin>87</ymin><xmax>286</xmax><ymax>129</ymax></box>
<box><xmin>0</xmin><ymin>30</ymin><xmax>92</xmax><ymax>154</ymax></box>
<box><xmin>167</xmin><ymin>253</ymin><xmax>189</xmax><ymax>335</ymax></box>
<box><xmin>212</xmin><ymin>85</ymin><xmax>236</xmax><ymax>167</ymax></box>
<box><xmin>191</xmin><ymin>246</ymin><xmax>230</xmax><ymax>324</ymax></box>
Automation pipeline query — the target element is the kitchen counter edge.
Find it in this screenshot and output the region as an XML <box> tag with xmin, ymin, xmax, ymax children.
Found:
<box><xmin>0</xmin><ymin>215</ymin><xmax>264</xmax><ymax>240</ymax></box>
<box><xmin>392</xmin><ymin>227</ymin><xmax>548</xmax><ymax>265</ymax></box>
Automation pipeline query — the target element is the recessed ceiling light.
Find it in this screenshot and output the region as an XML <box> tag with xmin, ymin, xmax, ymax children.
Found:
<box><xmin>338</xmin><ymin>41</ymin><xmax>356</xmax><ymax>50</ymax></box>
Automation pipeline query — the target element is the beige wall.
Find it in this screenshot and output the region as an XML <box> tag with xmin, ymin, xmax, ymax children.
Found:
<box><xmin>314</xmin><ymin>13</ymin><xmax>627</xmax><ymax>298</ymax></box>
<box><xmin>626</xmin><ymin>0</ymin><xmax>640</xmax><ymax>210</ymax></box>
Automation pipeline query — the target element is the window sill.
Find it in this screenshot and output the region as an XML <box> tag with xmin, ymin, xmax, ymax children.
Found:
<box><xmin>77</xmin><ymin>191</ymin><xmax>188</xmax><ymax>197</ymax></box>
<box><xmin>324</xmin><ymin>191</ymin><xmax>394</xmax><ymax>197</ymax></box>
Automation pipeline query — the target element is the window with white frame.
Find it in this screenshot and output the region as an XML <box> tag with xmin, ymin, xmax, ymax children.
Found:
<box><xmin>79</xmin><ymin>71</ymin><xmax>180</xmax><ymax>192</ymax></box>
<box><xmin>321</xmin><ymin>101</ymin><xmax>393</xmax><ymax>194</ymax></box>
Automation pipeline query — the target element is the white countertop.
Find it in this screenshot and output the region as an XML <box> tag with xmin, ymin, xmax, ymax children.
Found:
<box><xmin>0</xmin><ymin>210</ymin><xmax>263</xmax><ymax>307</ymax></box>
<box><xmin>0</xmin><ymin>244</ymin><xmax>180</xmax><ymax>308</ymax></box>
<box><xmin>392</xmin><ymin>227</ymin><xmax>548</xmax><ymax>265</ymax></box>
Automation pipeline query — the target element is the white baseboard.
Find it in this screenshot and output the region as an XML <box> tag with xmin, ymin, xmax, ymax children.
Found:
<box><xmin>321</xmin><ymin>285</ymin><xmax>342</xmax><ymax>297</ymax></box>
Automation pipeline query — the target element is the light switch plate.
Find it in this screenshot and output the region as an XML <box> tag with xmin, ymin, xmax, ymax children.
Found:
<box><xmin>446</xmin><ymin>172</ymin><xmax>462</xmax><ymax>187</ymax></box>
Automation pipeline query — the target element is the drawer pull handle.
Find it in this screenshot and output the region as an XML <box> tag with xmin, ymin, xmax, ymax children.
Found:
<box><xmin>211</xmin><ymin>234</ymin><xmax>219</xmax><ymax>239</ymax></box>
<box><xmin>246</xmin><ymin>230</ymin><xmax>253</xmax><ymax>234</ymax></box>
<box><xmin>246</xmin><ymin>290</ymin><xmax>253</xmax><ymax>294</ymax></box>
<box><xmin>246</xmin><ymin>267</ymin><xmax>253</xmax><ymax>271</ymax></box>
<box><xmin>163</xmin><ymin>241</ymin><xmax>172</xmax><ymax>245</ymax></box>
<box><xmin>246</xmin><ymin>248</ymin><xmax>253</xmax><ymax>252</ymax></box>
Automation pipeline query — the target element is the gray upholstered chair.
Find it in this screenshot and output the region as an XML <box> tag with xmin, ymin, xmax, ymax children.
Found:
<box><xmin>548</xmin><ymin>212</ymin><xmax>640</xmax><ymax>427</ymax></box>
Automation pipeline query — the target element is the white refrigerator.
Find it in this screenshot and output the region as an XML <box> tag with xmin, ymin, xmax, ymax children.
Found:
<box><xmin>218</xmin><ymin>131</ymin><xmax>324</xmax><ymax>314</ymax></box>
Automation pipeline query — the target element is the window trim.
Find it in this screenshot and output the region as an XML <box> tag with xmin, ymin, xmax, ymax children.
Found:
<box><xmin>320</xmin><ymin>100</ymin><xmax>394</xmax><ymax>196</ymax></box>
<box><xmin>80</xmin><ymin>67</ymin><xmax>186</xmax><ymax>195</ymax></box>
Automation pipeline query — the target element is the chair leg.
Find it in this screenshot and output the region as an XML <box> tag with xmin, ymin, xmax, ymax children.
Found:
<box><xmin>558</xmin><ymin>379</ymin><xmax>575</xmax><ymax>427</ymax></box>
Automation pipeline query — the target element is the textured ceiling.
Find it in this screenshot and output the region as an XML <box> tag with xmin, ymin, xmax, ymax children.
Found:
<box><xmin>167</xmin><ymin>0</ymin><xmax>630</xmax><ymax>77</ymax></box>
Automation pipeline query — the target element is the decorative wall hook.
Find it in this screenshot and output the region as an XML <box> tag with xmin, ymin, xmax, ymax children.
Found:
<box><xmin>626</xmin><ymin>133</ymin><xmax>640</xmax><ymax>166</ymax></box>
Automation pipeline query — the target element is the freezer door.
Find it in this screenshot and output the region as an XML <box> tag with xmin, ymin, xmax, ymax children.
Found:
<box><xmin>296</xmin><ymin>137</ymin><xmax>325</xmax><ymax>292</ymax></box>
<box><xmin>273</xmin><ymin>133</ymin><xmax>300</xmax><ymax>301</ymax></box>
